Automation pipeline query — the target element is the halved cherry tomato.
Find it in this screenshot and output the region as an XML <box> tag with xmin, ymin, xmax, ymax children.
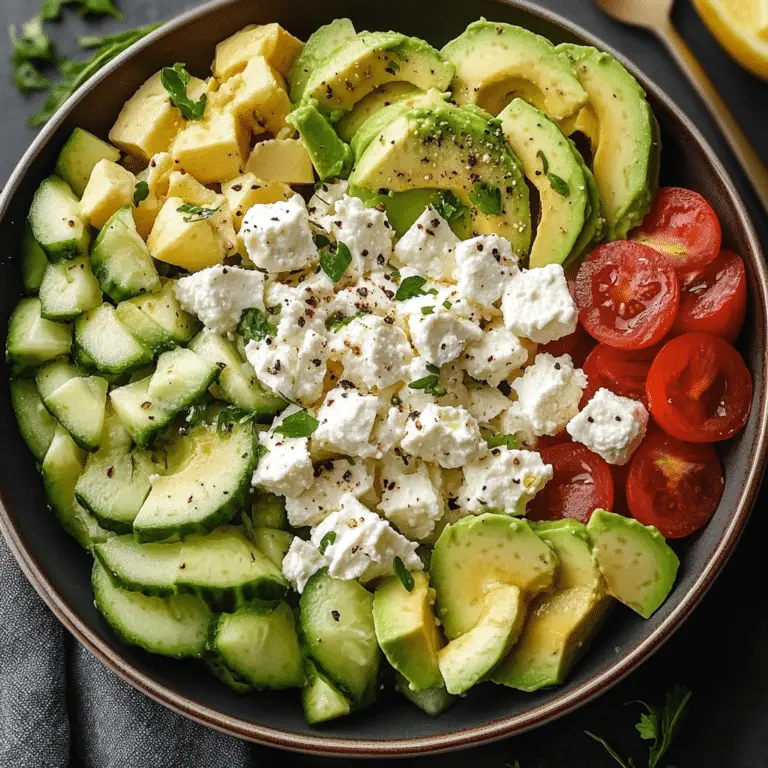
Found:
<box><xmin>646</xmin><ymin>332</ymin><xmax>752</xmax><ymax>442</ymax></box>
<box><xmin>527</xmin><ymin>442</ymin><xmax>614</xmax><ymax>523</ymax></box>
<box><xmin>626</xmin><ymin>429</ymin><xmax>724</xmax><ymax>538</ymax></box>
<box><xmin>582</xmin><ymin>344</ymin><xmax>653</xmax><ymax>406</ymax></box>
<box><xmin>574</xmin><ymin>241</ymin><xmax>680</xmax><ymax>350</ymax></box>
<box><xmin>540</xmin><ymin>323</ymin><xmax>596</xmax><ymax>368</ymax></box>
<box><xmin>611</xmin><ymin>462</ymin><xmax>631</xmax><ymax>518</ymax></box>
<box><xmin>672</xmin><ymin>250</ymin><xmax>747</xmax><ymax>343</ymax></box>
<box><xmin>631</xmin><ymin>187</ymin><xmax>722</xmax><ymax>274</ymax></box>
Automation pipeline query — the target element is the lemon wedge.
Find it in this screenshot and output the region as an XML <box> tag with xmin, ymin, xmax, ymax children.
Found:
<box><xmin>693</xmin><ymin>0</ymin><xmax>768</xmax><ymax>79</ymax></box>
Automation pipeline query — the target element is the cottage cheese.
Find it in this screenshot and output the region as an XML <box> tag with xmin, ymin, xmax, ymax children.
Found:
<box><xmin>401</xmin><ymin>404</ymin><xmax>484</xmax><ymax>469</ymax></box>
<box><xmin>466</xmin><ymin>385</ymin><xmax>510</xmax><ymax>423</ymax></box>
<box><xmin>512</xmin><ymin>353</ymin><xmax>587</xmax><ymax>436</ymax></box>
<box><xmin>393</xmin><ymin>206</ymin><xmax>460</xmax><ymax>281</ymax></box>
<box><xmin>282</xmin><ymin>537</ymin><xmax>329</xmax><ymax>593</ymax></box>
<box><xmin>307</xmin><ymin>180</ymin><xmax>349</xmax><ymax>231</ymax></box>
<box><xmin>378</xmin><ymin>462</ymin><xmax>444</xmax><ymax>540</ymax></box>
<box><xmin>455</xmin><ymin>234</ymin><xmax>518</xmax><ymax>307</ymax></box>
<box><xmin>567</xmin><ymin>387</ymin><xmax>649</xmax><ymax>465</ymax></box>
<box><xmin>330</xmin><ymin>195</ymin><xmax>394</xmax><ymax>279</ymax></box>
<box><xmin>329</xmin><ymin>278</ymin><xmax>396</xmax><ymax>319</ymax></box>
<box><xmin>501</xmin><ymin>263</ymin><xmax>578</xmax><ymax>344</ymax></box>
<box><xmin>462</xmin><ymin>325</ymin><xmax>528</xmax><ymax>387</ymax></box>
<box><xmin>499</xmin><ymin>402</ymin><xmax>538</xmax><ymax>448</ymax></box>
<box><xmin>241</xmin><ymin>194</ymin><xmax>318</xmax><ymax>273</ymax></box>
<box><xmin>313</xmin><ymin>386</ymin><xmax>380</xmax><ymax>458</ymax></box>
<box><xmin>407</xmin><ymin>305</ymin><xmax>482</xmax><ymax>367</ymax></box>
<box><xmin>266</xmin><ymin>274</ymin><xmax>333</xmax><ymax>345</ymax></box>
<box><xmin>173</xmin><ymin>265</ymin><xmax>264</xmax><ymax>335</ymax></box>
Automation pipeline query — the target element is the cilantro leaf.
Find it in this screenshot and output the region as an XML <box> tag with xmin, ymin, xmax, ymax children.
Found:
<box><xmin>176</xmin><ymin>202</ymin><xmax>220</xmax><ymax>223</ymax></box>
<box><xmin>636</xmin><ymin>685</ymin><xmax>692</xmax><ymax>768</ymax></box>
<box><xmin>274</xmin><ymin>410</ymin><xmax>319</xmax><ymax>439</ymax></box>
<box><xmin>318</xmin><ymin>531</ymin><xmax>336</xmax><ymax>555</ymax></box>
<box><xmin>395</xmin><ymin>275</ymin><xmax>428</xmax><ymax>301</ymax></box>
<box><xmin>408</xmin><ymin>374</ymin><xmax>446</xmax><ymax>398</ymax></box>
<box><xmin>468</xmin><ymin>181</ymin><xmax>502</xmax><ymax>216</ymax></box>
<box><xmin>9</xmin><ymin>17</ymin><xmax>56</xmax><ymax>94</ymax></box>
<box><xmin>160</xmin><ymin>62</ymin><xmax>207</xmax><ymax>120</ymax></box>
<box><xmin>41</xmin><ymin>0</ymin><xmax>76</xmax><ymax>21</ymax></box>
<box><xmin>238</xmin><ymin>308</ymin><xmax>277</xmax><ymax>343</ymax></box>
<box><xmin>393</xmin><ymin>556</ymin><xmax>414</xmax><ymax>591</ymax></box>
<box><xmin>133</xmin><ymin>180</ymin><xmax>150</xmax><ymax>207</ymax></box>
<box><xmin>77</xmin><ymin>0</ymin><xmax>123</xmax><ymax>19</ymax></box>
<box><xmin>434</xmin><ymin>190</ymin><xmax>467</xmax><ymax>222</ymax></box>
<box><xmin>537</xmin><ymin>150</ymin><xmax>570</xmax><ymax>197</ymax></box>
<box><xmin>319</xmin><ymin>241</ymin><xmax>352</xmax><ymax>283</ymax></box>
<box><xmin>13</xmin><ymin>61</ymin><xmax>50</xmax><ymax>94</ymax></box>
<box><xmin>585</xmin><ymin>732</ymin><xmax>636</xmax><ymax>768</ymax></box>
<box><xmin>487</xmin><ymin>433</ymin><xmax>519</xmax><ymax>450</ymax></box>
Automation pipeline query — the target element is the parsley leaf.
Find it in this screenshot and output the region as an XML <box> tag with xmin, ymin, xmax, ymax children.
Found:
<box><xmin>41</xmin><ymin>0</ymin><xmax>76</xmax><ymax>21</ymax></box>
<box><xmin>318</xmin><ymin>531</ymin><xmax>336</xmax><ymax>555</ymax></box>
<box><xmin>160</xmin><ymin>62</ymin><xmax>207</xmax><ymax>120</ymax></box>
<box><xmin>434</xmin><ymin>190</ymin><xmax>467</xmax><ymax>221</ymax></box>
<box><xmin>238</xmin><ymin>308</ymin><xmax>277</xmax><ymax>342</ymax></box>
<box><xmin>216</xmin><ymin>406</ymin><xmax>253</xmax><ymax>434</ymax></box>
<box><xmin>393</xmin><ymin>556</ymin><xmax>414</xmax><ymax>591</ymax></box>
<box><xmin>176</xmin><ymin>202</ymin><xmax>220</xmax><ymax>223</ymax></box>
<box><xmin>395</xmin><ymin>275</ymin><xmax>428</xmax><ymax>301</ymax></box>
<box><xmin>537</xmin><ymin>150</ymin><xmax>570</xmax><ymax>197</ymax></box>
<box><xmin>133</xmin><ymin>180</ymin><xmax>150</xmax><ymax>207</ymax></box>
<box><xmin>487</xmin><ymin>433</ymin><xmax>519</xmax><ymax>450</ymax></box>
<box><xmin>421</xmin><ymin>305</ymin><xmax>434</xmax><ymax>316</ymax></box>
<box><xmin>585</xmin><ymin>732</ymin><xmax>636</xmax><ymax>768</ymax></box>
<box><xmin>325</xmin><ymin>311</ymin><xmax>365</xmax><ymax>331</ymax></box>
<box><xmin>408</xmin><ymin>374</ymin><xmax>446</xmax><ymax>398</ymax></box>
<box><xmin>13</xmin><ymin>61</ymin><xmax>51</xmax><ymax>94</ymax></box>
<box><xmin>274</xmin><ymin>410</ymin><xmax>319</xmax><ymax>439</ymax></box>
<box><xmin>77</xmin><ymin>0</ymin><xmax>123</xmax><ymax>19</ymax></box>
<box><xmin>313</xmin><ymin>233</ymin><xmax>330</xmax><ymax>249</ymax></box>
<box><xmin>319</xmin><ymin>241</ymin><xmax>352</xmax><ymax>283</ymax></box>
<box><xmin>468</xmin><ymin>181</ymin><xmax>502</xmax><ymax>215</ymax></box>
<box><xmin>9</xmin><ymin>17</ymin><xmax>55</xmax><ymax>94</ymax></box>
<box><xmin>636</xmin><ymin>685</ymin><xmax>692</xmax><ymax>768</ymax></box>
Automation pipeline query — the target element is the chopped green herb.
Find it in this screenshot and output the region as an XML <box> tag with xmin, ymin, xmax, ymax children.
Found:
<box><xmin>537</xmin><ymin>149</ymin><xmax>550</xmax><ymax>175</ymax></box>
<box><xmin>216</xmin><ymin>406</ymin><xmax>252</xmax><ymax>434</ymax></box>
<box><xmin>426</xmin><ymin>363</ymin><xmax>440</xmax><ymax>374</ymax></box>
<box><xmin>326</xmin><ymin>311</ymin><xmax>365</xmax><ymax>331</ymax></box>
<box><xmin>390</xmin><ymin>268</ymin><xmax>401</xmax><ymax>282</ymax></box>
<box><xmin>537</xmin><ymin>150</ymin><xmax>570</xmax><ymax>197</ymax></box>
<box><xmin>238</xmin><ymin>308</ymin><xmax>277</xmax><ymax>342</ymax></box>
<box><xmin>255</xmin><ymin>442</ymin><xmax>268</xmax><ymax>463</ymax></box>
<box><xmin>319</xmin><ymin>241</ymin><xmax>352</xmax><ymax>283</ymax></box>
<box><xmin>442</xmin><ymin>300</ymin><xmax>452</xmax><ymax>310</ymax></box>
<box><xmin>185</xmin><ymin>403</ymin><xmax>211</xmax><ymax>429</ymax></box>
<box><xmin>275</xmin><ymin>410</ymin><xmax>319</xmax><ymax>439</ymax></box>
<box><xmin>77</xmin><ymin>25</ymin><xmax>159</xmax><ymax>48</ymax></box>
<box><xmin>408</xmin><ymin>374</ymin><xmax>446</xmax><ymax>398</ymax></box>
<box><xmin>13</xmin><ymin>61</ymin><xmax>50</xmax><ymax>94</ymax></box>
<box><xmin>133</xmin><ymin>180</ymin><xmax>150</xmax><ymax>207</ymax></box>
<box><xmin>9</xmin><ymin>17</ymin><xmax>55</xmax><ymax>95</ymax></box>
<box><xmin>41</xmin><ymin>0</ymin><xmax>75</xmax><ymax>21</ymax></box>
<box><xmin>486</xmin><ymin>434</ymin><xmax>519</xmax><ymax>450</ymax></box>
<box><xmin>393</xmin><ymin>556</ymin><xmax>414</xmax><ymax>591</ymax></box>
<box><xmin>160</xmin><ymin>62</ymin><xmax>207</xmax><ymax>120</ymax></box>
<box><xmin>585</xmin><ymin>732</ymin><xmax>635</xmax><ymax>768</ymax></box>
<box><xmin>469</xmin><ymin>181</ymin><xmax>502</xmax><ymax>215</ymax></box>
<box><xmin>385</xmin><ymin>59</ymin><xmax>401</xmax><ymax>73</ymax></box>
<box><xmin>313</xmin><ymin>233</ymin><xmax>330</xmax><ymax>249</ymax></box>
<box><xmin>176</xmin><ymin>202</ymin><xmax>220</xmax><ymax>223</ymax></box>
<box><xmin>395</xmin><ymin>275</ymin><xmax>428</xmax><ymax>301</ymax></box>
<box><xmin>77</xmin><ymin>0</ymin><xmax>123</xmax><ymax>19</ymax></box>
<box><xmin>318</xmin><ymin>531</ymin><xmax>336</xmax><ymax>555</ymax></box>
<box><xmin>421</xmin><ymin>306</ymin><xmax>434</xmax><ymax>316</ymax></box>
<box><xmin>636</xmin><ymin>685</ymin><xmax>692</xmax><ymax>768</ymax></box>
<box><xmin>433</xmin><ymin>190</ymin><xmax>467</xmax><ymax>221</ymax></box>
<box><xmin>268</xmin><ymin>304</ymin><xmax>282</xmax><ymax>316</ymax></box>
<box><xmin>426</xmin><ymin>288</ymin><xmax>439</xmax><ymax>296</ymax></box>
<box><xmin>390</xmin><ymin>395</ymin><xmax>402</xmax><ymax>407</ymax></box>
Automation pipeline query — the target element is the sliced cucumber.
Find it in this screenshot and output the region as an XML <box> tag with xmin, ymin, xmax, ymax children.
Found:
<box><xmin>109</xmin><ymin>377</ymin><xmax>176</xmax><ymax>448</ymax></box>
<box><xmin>42</xmin><ymin>374</ymin><xmax>108</xmax><ymax>452</ymax></box>
<box><xmin>115</xmin><ymin>302</ymin><xmax>176</xmax><ymax>353</ymax></box>
<box><xmin>28</xmin><ymin>176</ymin><xmax>91</xmax><ymax>262</ymax></box>
<box><xmin>10</xmin><ymin>377</ymin><xmax>58</xmax><ymax>462</ymax></box>
<box><xmin>148</xmin><ymin>347</ymin><xmax>220</xmax><ymax>412</ymax></box>
<box><xmin>251</xmin><ymin>490</ymin><xmax>288</xmax><ymax>530</ymax></box>
<box><xmin>6</xmin><ymin>298</ymin><xmax>72</xmax><ymax>372</ymax></box>
<box><xmin>39</xmin><ymin>255</ymin><xmax>102</xmax><ymax>322</ymax></box>
<box><xmin>189</xmin><ymin>331</ymin><xmax>285</xmax><ymax>417</ymax></box>
<box><xmin>213</xmin><ymin>603</ymin><xmax>304</xmax><ymax>690</ymax></box>
<box><xmin>35</xmin><ymin>359</ymin><xmax>81</xmax><ymax>401</ymax></box>
<box><xmin>21</xmin><ymin>223</ymin><xmax>49</xmax><ymax>295</ymax></box>
<box><xmin>93</xmin><ymin>535</ymin><xmax>181</xmax><ymax>596</ymax></box>
<box><xmin>75</xmin><ymin>304</ymin><xmax>153</xmax><ymax>375</ymax></box>
<box><xmin>176</xmin><ymin>526</ymin><xmax>288</xmax><ymax>611</ymax></box>
<box><xmin>394</xmin><ymin>674</ymin><xmax>455</xmax><ymax>716</ymax></box>
<box><xmin>55</xmin><ymin>127</ymin><xmax>120</xmax><ymax>197</ymax></box>
<box><xmin>205</xmin><ymin>654</ymin><xmax>253</xmax><ymax>694</ymax></box>
<box><xmin>251</xmin><ymin>527</ymin><xmax>293</xmax><ymax>569</ymax></box>
<box><xmin>133</xmin><ymin>420</ymin><xmax>257</xmax><ymax>542</ymax></box>
<box><xmin>302</xmin><ymin>659</ymin><xmax>352</xmax><ymax>725</ymax></box>
<box><xmin>300</xmin><ymin>569</ymin><xmax>380</xmax><ymax>703</ymax></box>
<box><xmin>91</xmin><ymin>206</ymin><xmax>161</xmax><ymax>302</ymax></box>
<box><xmin>92</xmin><ymin>561</ymin><xmax>212</xmax><ymax>658</ymax></box>
<box><xmin>122</xmin><ymin>280</ymin><xmax>199</xmax><ymax>346</ymax></box>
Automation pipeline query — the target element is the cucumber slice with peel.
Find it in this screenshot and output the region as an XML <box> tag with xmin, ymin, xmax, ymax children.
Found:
<box><xmin>29</xmin><ymin>176</ymin><xmax>90</xmax><ymax>261</ymax></box>
<box><xmin>43</xmin><ymin>375</ymin><xmax>108</xmax><ymax>452</ymax></box>
<box><xmin>55</xmin><ymin>127</ymin><xmax>120</xmax><ymax>197</ymax></box>
<box><xmin>251</xmin><ymin>527</ymin><xmax>293</xmax><ymax>568</ymax></box>
<box><xmin>122</xmin><ymin>280</ymin><xmax>199</xmax><ymax>345</ymax></box>
<box><xmin>394</xmin><ymin>674</ymin><xmax>455</xmax><ymax>716</ymax></box>
<box><xmin>21</xmin><ymin>223</ymin><xmax>49</xmax><ymax>296</ymax></box>
<box><xmin>6</xmin><ymin>298</ymin><xmax>72</xmax><ymax>373</ymax></box>
<box><xmin>302</xmin><ymin>659</ymin><xmax>352</xmax><ymax>725</ymax></box>
<box><xmin>109</xmin><ymin>377</ymin><xmax>176</xmax><ymax>448</ymax></box>
<box><xmin>39</xmin><ymin>256</ymin><xmax>102</xmax><ymax>321</ymax></box>
<box><xmin>94</xmin><ymin>535</ymin><xmax>181</xmax><ymax>596</ymax></box>
<box><xmin>10</xmin><ymin>378</ymin><xmax>57</xmax><ymax>462</ymax></box>
<box><xmin>148</xmin><ymin>347</ymin><xmax>220</xmax><ymax>412</ymax></box>
<box><xmin>115</xmin><ymin>302</ymin><xmax>176</xmax><ymax>353</ymax></box>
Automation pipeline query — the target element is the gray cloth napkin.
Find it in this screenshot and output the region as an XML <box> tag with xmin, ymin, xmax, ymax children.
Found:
<box><xmin>0</xmin><ymin>535</ymin><xmax>259</xmax><ymax>768</ymax></box>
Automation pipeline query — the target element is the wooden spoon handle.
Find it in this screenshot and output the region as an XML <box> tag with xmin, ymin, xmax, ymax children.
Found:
<box><xmin>656</xmin><ymin>21</ymin><xmax>768</xmax><ymax>215</ymax></box>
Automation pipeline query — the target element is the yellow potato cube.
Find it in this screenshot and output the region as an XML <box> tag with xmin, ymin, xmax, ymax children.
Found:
<box><xmin>133</xmin><ymin>153</ymin><xmax>174</xmax><ymax>239</ymax></box>
<box><xmin>221</xmin><ymin>173</ymin><xmax>293</xmax><ymax>230</ymax></box>
<box><xmin>109</xmin><ymin>72</ymin><xmax>206</xmax><ymax>164</ymax></box>
<box><xmin>213</xmin><ymin>23</ymin><xmax>304</xmax><ymax>80</ymax></box>
<box><xmin>79</xmin><ymin>160</ymin><xmax>136</xmax><ymax>230</ymax></box>
<box><xmin>246</xmin><ymin>139</ymin><xmax>315</xmax><ymax>184</ymax></box>
<box><xmin>147</xmin><ymin>197</ymin><xmax>229</xmax><ymax>272</ymax></box>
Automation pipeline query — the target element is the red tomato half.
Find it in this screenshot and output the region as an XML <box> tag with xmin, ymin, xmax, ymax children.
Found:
<box><xmin>632</xmin><ymin>187</ymin><xmax>722</xmax><ymax>273</ymax></box>
<box><xmin>646</xmin><ymin>333</ymin><xmax>752</xmax><ymax>442</ymax></box>
<box><xmin>582</xmin><ymin>344</ymin><xmax>653</xmax><ymax>406</ymax></box>
<box><xmin>527</xmin><ymin>442</ymin><xmax>614</xmax><ymax>524</ymax></box>
<box><xmin>673</xmin><ymin>250</ymin><xmax>747</xmax><ymax>342</ymax></box>
<box><xmin>627</xmin><ymin>429</ymin><xmax>724</xmax><ymax>538</ymax></box>
<box><xmin>574</xmin><ymin>241</ymin><xmax>680</xmax><ymax>350</ymax></box>
<box><xmin>540</xmin><ymin>323</ymin><xmax>596</xmax><ymax>368</ymax></box>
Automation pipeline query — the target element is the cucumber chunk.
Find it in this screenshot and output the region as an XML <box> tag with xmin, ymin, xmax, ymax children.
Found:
<box><xmin>302</xmin><ymin>659</ymin><xmax>352</xmax><ymax>725</ymax></box>
<box><xmin>10</xmin><ymin>377</ymin><xmax>58</xmax><ymax>462</ymax></box>
<box><xmin>176</xmin><ymin>526</ymin><xmax>288</xmax><ymax>611</ymax></box>
<box><xmin>42</xmin><ymin>425</ymin><xmax>113</xmax><ymax>549</ymax></box>
<box><xmin>92</xmin><ymin>561</ymin><xmax>212</xmax><ymax>658</ymax></box>
<box><xmin>213</xmin><ymin>603</ymin><xmax>304</xmax><ymax>690</ymax></box>
<box><xmin>115</xmin><ymin>301</ymin><xmax>176</xmax><ymax>353</ymax></box>
<box><xmin>39</xmin><ymin>255</ymin><xmax>103</xmax><ymax>321</ymax></box>
<box><xmin>122</xmin><ymin>280</ymin><xmax>199</xmax><ymax>345</ymax></box>
<box><xmin>109</xmin><ymin>377</ymin><xmax>176</xmax><ymax>448</ymax></box>
<box><xmin>133</xmin><ymin>420</ymin><xmax>257</xmax><ymax>542</ymax></box>
<box><xmin>148</xmin><ymin>347</ymin><xmax>220</xmax><ymax>412</ymax></box>
<box><xmin>189</xmin><ymin>331</ymin><xmax>285</xmax><ymax>417</ymax></box>
<box><xmin>251</xmin><ymin>527</ymin><xmax>293</xmax><ymax>568</ymax></box>
<box><xmin>6</xmin><ymin>298</ymin><xmax>72</xmax><ymax>372</ymax></box>
<box><xmin>250</xmin><ymin>490</ymin><xmax>288</xmax><ymax>530</ymax></box>
<box><xmin>42</xmin><ymin>374</ymin><xmax>108</xmax><ymax>452</ymax></box>
<box><xmin>394</xmin><ymin>673</ymin><xmax>455</xmax><ymax>716</ymax></box>
<box><xmin>94</xmin><ymin>535</ymin><xmax>181</xmax><ymax>596</ymax></box>
<box><xmin>55</xmin><ymin>127</ymin><xmax>120</xmax><ymax>197</ymax></box>
<box><xmin>205</xmin><ymin>654</ymin><xmax>253</xmax><ymax>693</ymax></box>
<box><xmin>21</xmin><ymin>223</ymin><xmax>49</xmax><ymax>295</ymax></box>
<box><xmin>75</xmin><ymin>304</ymin><xmax>153</xmax><ymax>375</ymax></box>
<box><xmin>91</xmin><ymin>206</ymin><xmax>161</xmax><ymax>302</ymax></box>
<box><xmin>35</xmin><ymin>358</ymin><xmax>81</xmax><ymax>401</ymax></box>
<box><xmin>300</xmin><ymin>569</ymin><xmax>380</xmax><ymax>703</ymax></box>
<box><xmin>29</xmin><ymin>176</ymin><xmax>91</xmax><ymax>261</ymax></box>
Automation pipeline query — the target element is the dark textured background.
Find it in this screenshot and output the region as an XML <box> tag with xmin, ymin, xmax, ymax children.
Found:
<box><xmin>1</xmin><ymin>0</ymin><xmax>767</xmax><ymax>765</ymax></box>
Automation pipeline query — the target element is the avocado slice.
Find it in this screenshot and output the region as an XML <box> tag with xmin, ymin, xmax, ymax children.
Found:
<box><xmin>288</xmin><ymin>18</ymin><xmax>357</xmax><ymax>104</ymax></box>
<box><xmin>438</xmin><ymin>583</ymin><xmax>525</xmax><ymax>695</ymax></box>
<box><xmin>395</xmin><ymin>673</ymin><xmax>455</xmax><ymax>716</ymax></box>
<box><xmin>301</xmin><ymin>31</ymin><xmax>455</xmax><ymax>122</ymax></box>
<box><xmin>491</xmin><ymin>519</ymin><xmax>612</xmax><ymax>691</ymax></box>
<box><xmin>498</xmin><ymin>98</ymin><xmax>590</xmax><ymax>268</ymax></box>
<box><xmin>587</xmin><ymin>509</ymin><xmax>679</xmax><ymax>619</ymax></box>
<box><xmin>337</xmin><ymin>82</ymin><xmax>420</xmax><ymax>143</ymax></box>
<box><xmin>567</xmin><ymin>148</ymin><xmax>605</xmax><ymax>265</ymax></box>
<box><xmin>286</xmin><ymin>101</ymin><xmax>353</xmax><ymax>180</ymax></box>
<box><xmin>557</xmin><ymin>44</ymin><xmax>660</xmax><ymax>240</ymax></box>
<box><xmin>430</xmin><ymin>513</ymin><xmax>557</xmax><ymax>640</ymax></box>
<box><xmin>350</xmin><ymin>102</ymin><xmax>531</xmax><ymax>253</ymax></box>
<box><xmin>373</xmin><ymin>572</ymin><xmax>444</xmax><ymax>691</ymax></box>
<box><xmin>442</xmin><ymin>20</ymin><xmax>587</xmax><ymax>121</ymax></box>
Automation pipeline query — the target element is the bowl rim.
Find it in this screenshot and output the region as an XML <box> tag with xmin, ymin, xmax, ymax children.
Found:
<box><xmin>1</xmin><ymin>0</ymin><xmax>767</xmax><ymax>757</ymax></box>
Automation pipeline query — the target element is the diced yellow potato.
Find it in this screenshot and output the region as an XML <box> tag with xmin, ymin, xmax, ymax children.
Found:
<box><xmin>245</xmin><ymin>139</ymin><xmax>315</xmax><ymax>184</ymax></box>
<box><xmin>213</xmin><ymin>23</ymin><xmax>304</xmax><ymax>80</ymax></box>
<box><xmin>109</xmin><ymin>72</ymin><xmax>207</xmax><ymax>164</ymax></box>
<box><xmin>79</xmin><ymin>160</ymin><xmax>136</xmax><ymax>230</ymax></box>
<box><xmin>133</xmin><ymin>153</ymin><xmax>174</xmax><ymax>239</ymax></box>
<box><xmin>172</xmin><ymin>107</ymin><xmax>250</xmax><ymax>184</ymax></box>
<box><xmin>147</xmin><ymin>196</ymin><xmax>230</xmax><ymax>271</ymax></box>
<box><xmin>221</xmin><ymin>173</ymin><xmax>293</xmax><ymax>230</ymax></box>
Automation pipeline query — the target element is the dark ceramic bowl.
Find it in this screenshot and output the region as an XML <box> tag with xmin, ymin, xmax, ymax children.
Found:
<box><xmin>1</xmin><ymin>0</ymin><xmax>766</xmax><ymax>757</ymax></box>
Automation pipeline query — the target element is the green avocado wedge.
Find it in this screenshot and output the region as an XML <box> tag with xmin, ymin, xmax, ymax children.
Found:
<box><xmin>336</xmin><ymin>82</ymin><xmax>420</xmax><ymax>143</ymax></box>
<box><xmin>287</xmin><ymin>101</ymin><xmax>354</xmax><ymax>181</ymax></box>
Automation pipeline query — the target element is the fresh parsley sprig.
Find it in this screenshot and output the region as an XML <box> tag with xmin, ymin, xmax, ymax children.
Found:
<box><xmin>160</xmin><ymin>62</ymin><xmax>207</xmax><ymax>120</ymax></box>
<box><xmin>434</xmin><ymin>190</ymin><xmax>467</xmax><ymax>222</ymax></box>
<box><xmin>408</xmin><ymin>363</ymin><xmax>446</xmax><ymax>397</ymax></box>
<box><xmin>469</xmin><ymin>181</ymin><xmax>502</xmax><ymax>215</ymax></box>
<box><xmin>133</xmin><ymin>180</ymin><xmax>149</xmax><ymax>207</ymax></box>
<box><xmin>395</xmin><ymin>275</ymin><xmax>428</xmax><ymax>301</ymax></box>
<box><xmin>319</xmin><ymin>241</ymin><xmax>352</xmax><ymax>283</ymax></box>
<box><xmin>176</xmin><ymin>202</ymin><xmax>220</xmax><ymax>223</ymax></box>
<box><xmin>42</xmin><ymin>0</ymin><xmax>122</xmax><ymax>21</ymax></box>
<box><xmin>274</xmin><ymin>410</ymin><xmax>319</xmax><ymax>439</ymax></box>
<box><xmin>9</xmin><ymin>17</ymin><xmax>55</xmax><ymax>95</ymax></box>
<box><xmin>238</xmin><ymin>308</ymin><xmax>277</xmax><ymax>342</ymax></box>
